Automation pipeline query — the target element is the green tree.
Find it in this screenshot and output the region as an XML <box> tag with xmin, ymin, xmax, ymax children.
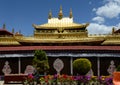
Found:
<box><xmin>73</xmin><ymin>58</ymin><xmax>92</xmax><ymax>75</ymax></box>
<box><xmin>32</xmin><ymin>50</ymin><xmax>49</xmax><ymax>74</ymax></box>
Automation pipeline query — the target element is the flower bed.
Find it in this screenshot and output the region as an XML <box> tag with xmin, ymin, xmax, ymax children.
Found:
<box><xmin>23</xmin><ymin>74</ymin><xmax>113</xmax><ymax>85</ymax></box>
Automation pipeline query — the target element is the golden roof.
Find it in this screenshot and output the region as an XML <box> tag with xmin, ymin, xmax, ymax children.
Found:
<box><xmin>101</xmin><ymin>34</ymin><xmax>120</xmax><ymax>45</ymax></box>
<box><xmin>16</xmin><ymin>37</ymin><xmax>104</xmax><ymax>43</ymax></box>
<box><xmin>33</xmin><ymin>22</ymin><xmax>89</xmax><ymax>29</ymax></box>
<box><xmin>0</xmin><ymin>41</ymin><xmax>20</xmax><ymax>46</ymax></box>
<box><xmin>102</xmin><ymin>40</ymin><xmax>120</xmax><ymax>45</ymax></box>
<box><xmin>0</xmin><ymin>37</ymin><xmax>20</xmax><ymax>46</ymax></box>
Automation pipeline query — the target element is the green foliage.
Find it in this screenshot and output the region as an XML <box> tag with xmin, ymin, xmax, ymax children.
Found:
<box><xmin>33</xmin><ymin>50</ymin><xmax>49</xmax><ymax>73</ymax></box>
<box><xmin>116</xmin><ymin>65</ymin><xmax>120</xmax><ymax>71</ymax></box>
<box><xmin>34</xmin><ymin>50</ymin><xmax>48</xmax><ymax>60</ymax></box>
<box><xmin>73</xmin><ymin>58</ymin><xmax>92</xmax><ymax>75</ymax></box>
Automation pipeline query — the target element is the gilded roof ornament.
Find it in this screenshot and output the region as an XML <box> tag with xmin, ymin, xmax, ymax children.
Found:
<box><xmin>69</xmin><ymin>8</ymin><xmax>73</xmax><ymax>18</ymax></box>
<box><xmin>12</xmin><ymin>28</ymin><xmax>14</xmax><ymax>34</ymax></box>
<box><xmin>48</xmin><ymin>10</ymin><xmax>52</xmax><ymax>19</ymax></box>
<box><xmin>3</xmin><ymin>24</ymin><xmax>6</xmax><ymax>29</ymax></box>
<box><xmin>58</xmin><ymin>6</ymin><xmax>63</xmax><ymax>19</ymax></box>
<box><xmin>32</xmin><ymin>24</ymin><xmax>36</xmax><ymax>28</ymax></box>
<box><xmin>85</xmin><ymin>23</ymin><xmax>90</xmax><ymax>27</ymax></box>
<box><xmin>112</xmin><ymin>27</ymin><xmax>115</xmax><ymax>35</ymax></box>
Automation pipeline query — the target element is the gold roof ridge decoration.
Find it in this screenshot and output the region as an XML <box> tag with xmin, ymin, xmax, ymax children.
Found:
<box><xmin>48</xmin><ymin>10</ymin><xmax>52</xmax><ymax>19</ymax></box>
<box><xmin>33</xmin><ymin>6</ymin><xmax>89</xmax><ymax>30</ymax></box>
<box><xmin>58</xmin><ymin>6</ymin><xmax>63</xmax><ymax>19</ymax></box>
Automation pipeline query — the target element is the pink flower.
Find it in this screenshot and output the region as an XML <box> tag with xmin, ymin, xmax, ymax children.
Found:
<box><xmin>28</xmin><ymin>74</ymin><xmax>34</xmax><ymax>79</ymax></box>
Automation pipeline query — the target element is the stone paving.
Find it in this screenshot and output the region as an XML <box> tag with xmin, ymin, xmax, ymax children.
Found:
<box><xmin>0</xmin><ymin>81</ymin><xmax>4</xmax><ymax>85</ymax></box>
<box><xmin>0</xmin><ymin>81</ymin><xmax>23</xmax><ymax>85</ymax></box>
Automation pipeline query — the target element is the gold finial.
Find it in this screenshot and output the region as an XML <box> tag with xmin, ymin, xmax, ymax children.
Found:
<box><xmin>12</xmin><ymin>28</ymin><xmax>14</xmax><ymax>34</ymax></box>
<box><xmin>112</xmin><ymin>27</ymin><xmax>115</xmax><ymax>35</ymax></box>
<box><xmin>3</xmin><ymin>24</ymin><xmax>6</xmax><ymax>29</ymax></box>
<box><xmin>58</xmin><ymin>6</ymin><xmax>63</xmax><ymax>19</ymax></box>
<box><xmin>69</xmin><ymin>8</ymin><xmax>73</xmax><ymax>18</ymax></box>
<box><xmin>85</xmin><ymin>23</ymin><xmax>90</xmax><ymax>27</ymax></box>
<box><xmin>48</xmin><ymin>10</ymin><xmax>52</xmax><ymax>19</ymax></box>
<box><xmin>60</xmin><ymin>6</ymin><xmax>62</xmax><ymax>12</ymax></box>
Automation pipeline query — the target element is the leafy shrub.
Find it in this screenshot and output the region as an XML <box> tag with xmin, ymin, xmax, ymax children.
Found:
<box><xmin>33</xmin><ymin>50</ymin><xmax>49</xmax><ymax>73</ymax></box>
<box><xmin>73</xmin><ymin>58</ymin><xmax>92</xmax><ymax>75</ymax></box>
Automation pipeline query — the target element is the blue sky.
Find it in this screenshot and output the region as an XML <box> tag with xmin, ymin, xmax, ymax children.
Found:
<box><xmin>0</xmin><ymin>0</ymin><xmax>120</xmax><ymax>36</ymax></box>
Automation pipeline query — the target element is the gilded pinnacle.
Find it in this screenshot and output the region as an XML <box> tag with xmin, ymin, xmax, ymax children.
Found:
<box><xmin>48</xmin><ymin>10</ymin><xmax>52</xmax><ymax>19</ymax></box>
<box><xmin>69</xmin><ymin>8</ymin><xmax>73</xmax><ymax>18</ymax></box>
<box><xmin>58</xmin><ymin>6</ymin><xmax>63</xmax><ymax>19</ymax></box>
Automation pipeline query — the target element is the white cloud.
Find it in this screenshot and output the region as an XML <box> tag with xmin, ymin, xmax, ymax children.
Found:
<box><xmin>87</xmin><ymin>23</ymin><xmax>113</xmax><ymax>34</ymax></box>
<box><xmin>116</xmin><ymin>23</ymin><xmax>120</xmax><ymax>28</ymax></box>
<box><xmin>104</xmin><ymin>0</ymin><xmax>120</xmax><ymax>5</ymax></box>
<box><xmin>95</xmin><ymin>0</ymin><xmax>120</xmax><ymax>18</ymax></box>
<box><xmin>92</xmin><ymin>16</ymin><xmax>105</xmax><ymax>24</ymax></box>
<box><xmin>92</xmin><ymin>8</ymin><xmax>96</xmax><ymax>12</ymax></box>
<box><xmin>89</xmin><ymin>0</ymin><xmax>120</xmax><ymax>34</ymax></box>
<box><xmin>113</xmin><ymin>0</ymin><xmax>120</xmax><ymax>4</ymax></box>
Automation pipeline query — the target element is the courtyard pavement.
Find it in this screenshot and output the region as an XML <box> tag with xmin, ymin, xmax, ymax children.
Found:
<box><xmin>0</xmin><ymin>81</ymin><xmax>23</xmax><ymax>85</ymax></box>
<box><xmin>0</xmin><ymin>81</ymin><xmax>4</xmax><ymax>85</ymax></box>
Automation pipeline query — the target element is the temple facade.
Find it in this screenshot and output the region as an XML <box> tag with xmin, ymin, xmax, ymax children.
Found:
<box><xmin>0</xmin><ymin>7</ymin><xmax>120</xmax><ymax>77</ymax></box>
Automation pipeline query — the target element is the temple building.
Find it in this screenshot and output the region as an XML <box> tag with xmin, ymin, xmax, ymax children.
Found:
<box><xmin>0</xmin><ymin>7</ymin><xmax>120</xmax><ymax>77</ymax></box>
<box><xmin>16</xmin><ymin>7</ymin><xmax>104</xmax><ymax>46</ymax></box>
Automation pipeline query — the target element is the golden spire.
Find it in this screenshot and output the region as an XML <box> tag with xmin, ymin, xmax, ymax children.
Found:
<box><xmin>58</xmin><ymin>6</ymin><xmax>63</xmax><ymax>19</ymax></box>
<box><xmin>12</xmin><ymin>28</ymin><xmax>14</xmax><ymax>34</ymax></box>
<box><xmin>48</xmin><ymin>10</ymin><xmax>52</xmax><ymax>19</ymax></box>
<box><xmin>3</xmin><ymin>24</ymin><xmax>6</xmax><ymax>29</ymax></box>
<box><xmin>112</xmin><ymin>27</ymin><xmax>115</xmax><ymax>35</ymax></box>
<box><xmin>69</xmin><ymin>8</ymin><xmax>73</xmax><ymax>18</ymax></box>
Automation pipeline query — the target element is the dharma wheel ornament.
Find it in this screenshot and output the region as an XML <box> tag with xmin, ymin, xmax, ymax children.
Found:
<box><xmin>53</xmin><ymin>58</ymin><xmax>64</xmax><ymax>74</ymax></box>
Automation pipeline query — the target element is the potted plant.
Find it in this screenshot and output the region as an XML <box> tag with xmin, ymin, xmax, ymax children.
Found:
<box><xmin>113</xmin><ymin>64</ymin><xmax>120</xmax><ymax>85</ymax></box>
